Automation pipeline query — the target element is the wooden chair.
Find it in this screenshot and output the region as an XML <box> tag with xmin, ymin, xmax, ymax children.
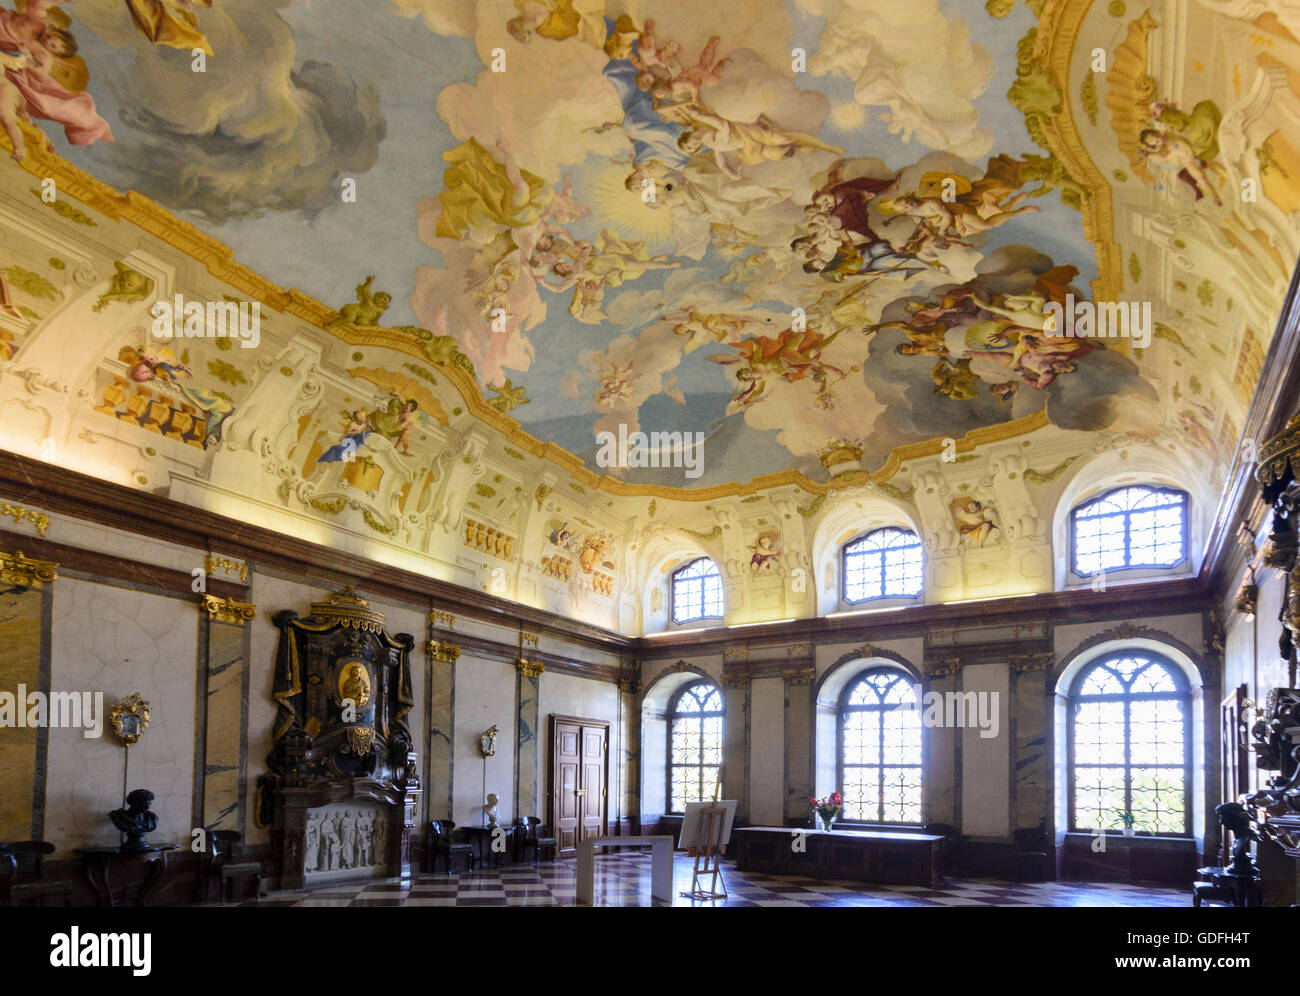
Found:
<box><xmin>427</xmin><ymin>821</ymin><xmax>475</xmax><ymax>876</ymax></box>
<box><xmin>1013</xmin><ymin>824</ymin><xmax>1051</xmax><ymax>882</ymax></box>
<box><xmin>515</xmin><ymin>817</ymin><xmax>557</xmax><ymax>865</ymax></box>
<box><xmin>0</xmin><ymin>841</ymin><xmax>70</xmax><ymax>907</ymax></box>
<box><xmin>198</xmin><ymin>830</ymin><xmax>265</xmax><ymax>905</ymax></box>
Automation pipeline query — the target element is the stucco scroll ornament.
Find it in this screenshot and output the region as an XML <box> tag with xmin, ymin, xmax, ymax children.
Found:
<box><xmin>479</xmin><ymin>725</ymin><xmax>499</xmax><ymax>758</ymax></box>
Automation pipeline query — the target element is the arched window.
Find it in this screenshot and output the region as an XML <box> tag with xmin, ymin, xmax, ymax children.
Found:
<box><xmin>838</xmin><ymin>668</ymin><xmax>922</xmax><ymax>823</ymax></box>
<box><xmin>1068</xmin><ymin>651</ymin><xmax>1190</xmax><ymax>835</ymax></box>
<box><xmin>671</xmin><ymin>558</ymin><xmax>723</xmax><ymax>624</ymax></box>
<box><xmin>841</xmin><ymin>527</ymin><xmax>924</xmax><ymax>603</ymax></box>
<box><xmin>1070</xmin><ymin>485</ymin><xmax>1188</xmax><ymax>577</ymax></box>
<box><xmin>668</xmin><ymin>681</ymin><xmax>724</xmax><ymax>813</ymax></box>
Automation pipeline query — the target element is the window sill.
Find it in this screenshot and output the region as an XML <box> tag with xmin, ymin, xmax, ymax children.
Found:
<box><xmin>1062</xmin><ymin>832</ymin><xmax>1194</xmax><ymax>847</ymax></box>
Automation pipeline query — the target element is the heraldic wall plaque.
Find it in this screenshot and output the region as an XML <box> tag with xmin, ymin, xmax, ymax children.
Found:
<box><xmin>256</xmin><ymin>589</ymin><xmax>421</xmax><ymax>889</ymax></box>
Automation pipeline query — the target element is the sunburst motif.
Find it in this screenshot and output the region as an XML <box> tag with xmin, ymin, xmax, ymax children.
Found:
<box><xmin>569</xmin><ymin>158</ymin><xmax>682</xmax><ymax>258</ymax></box>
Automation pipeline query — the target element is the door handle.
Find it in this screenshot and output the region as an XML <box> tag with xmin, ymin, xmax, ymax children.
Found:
<box><xmin>576</xmin><ymin>789</ymin><xmax>587</xmax><ymax>797</ymax></box>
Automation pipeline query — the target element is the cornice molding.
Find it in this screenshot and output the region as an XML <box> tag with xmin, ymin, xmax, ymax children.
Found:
<box><xmin>0</xmin><ymin>451</ymin><xmax>632</xmax><ymax>654</ymax></box>
<box><xmin>638</xmin><ymin>580</ymin><xmax>1208</xmax><ymax>659</ymax></box>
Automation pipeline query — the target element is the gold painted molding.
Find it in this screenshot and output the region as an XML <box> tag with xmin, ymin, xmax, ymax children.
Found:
<box><xmin>0</xmin><ymin>503</ymin><xmax>49</xmax><ymax>537</ymax></box>
<box><xmin>923</xmin><ymin>656</ymin><xmax>962</xmax><ymax>678</ymax></box>
<box><xmin>430</xmin><ymin>609</ymin><xmax>456</xmax><ymax>629</ymax></box>
<box><xmin>202</xmin><ymin>594</ymin><xmax>256</xmax><ymax>625</ymax></box>
<box><xmin>516</xmin><ymin>656</ymin><xmax>545</xmax><ymax>678</ymax></box>
<box><xmin>428</xmin><ymin>639</ymin><xmax>460</xmax><ymax>663</ymax></box>
<box><xmin>1024</xmin><ymin>0</ymin><xmax>1123</xmax><ymax>304</ymax></box>
<box><xmin>782</xmin><ymin>664</ymin><xmax>816</xmax><ymax>685</ymax></box>
<box><xmin>0</xmin><ymin>550</ymin><xmax>57</xmax><ymax>589</ymax></box>
<box><xmin>1009</xmin><ymin>653</ymin><xmax>1055</xmax><ymax>673</ymax></box>
<box><xmin>204</xmin><ymin>555</ymin><xmax>249</xmax><ymax>584</ymax></box>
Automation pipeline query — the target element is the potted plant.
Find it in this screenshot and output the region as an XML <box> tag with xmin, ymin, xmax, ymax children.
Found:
<box><xmin>810</xmin><ymin>792</ymin><xmax>843</xmax><ymax>832</ymax></box>
<box><xmin>1114</xmin><ymin>811</ymin><xmax>1140</xmax><ymax>837</ymax></box>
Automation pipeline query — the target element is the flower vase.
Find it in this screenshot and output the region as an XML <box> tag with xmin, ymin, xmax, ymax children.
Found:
<box><xmin>1121</xmin><ymin>826</ymin><xmax>1135</xmax><ymax>838</ymax></box>
<box><xmin>820</xmin><ymin>815</ymin><xmax>836</xmax><ymax>833</ymax></box>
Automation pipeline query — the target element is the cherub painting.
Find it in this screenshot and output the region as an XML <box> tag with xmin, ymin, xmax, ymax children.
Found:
<box><xmin>366</xmin><ymin>394</ymin><xmax>421</xmax><ymax>454</ymax></box>
<box><xmin>0</xmin><ymin>0</ymin><xmax>113</xmax><ymax>159</ymax></box>
<box><xmin>749</xmin><ymin>529</ymin><xmax>781</xmax><ymax>573</ymax></box>
<box><xmin>949</xmin><ymin>497</ymin><xmax>998</xmax><ymax>548</ymax></box>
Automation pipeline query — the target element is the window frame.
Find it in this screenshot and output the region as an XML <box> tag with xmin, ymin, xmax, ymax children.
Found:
<box><xmin>665</xmin><ymin>679</ymin><xmax>725</xmax><ymax>816</ymax></box>
<box><xmin>670</xmin><ymin>557</ymin><xmax>724</xmax><ymax>625</ymax></box>
<box><xmin>1068</xmin><ymin>485</ymin><xmax>1190</xmax><ymax>580</ymax></box>
<box><xmin>835</xmin><ymin>666</ymin><xmax>924</xmax><ymax>826</ymax></box>
<box><xmin>840</xmin><ymin>526</ymin><xmax>925</xmax><ymax>606</ymax></box>
<box><xmin>1065</xmin><ymin>650</ymin><xmax>1193</xmax><ymax>837</ymax></box>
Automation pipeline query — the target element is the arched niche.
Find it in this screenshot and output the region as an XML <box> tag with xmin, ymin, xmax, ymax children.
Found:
<box><xmin>1046</xmin><ymin>446</ymin><xmax>1212</xmax><ymax>591</ymax></box>
<box><xmin>809</xmin><ymin>495</ymin><xmax>926</xmax><ymax>617</ymax></box>
<box><xmin>636</xmin><ymin>533</ymin><xmax>725</xmax><ymax>635</ymax></box>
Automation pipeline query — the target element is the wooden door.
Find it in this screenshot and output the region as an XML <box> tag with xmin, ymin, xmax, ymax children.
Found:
<box><xmin>580</xmin><ymin>726</ymin><xmax>606</xmax><ymax>844</ymax></box>
<box><xmin>553</xmin><ymin>720</ymin><xmax>581</xmax><ymax>855</ymax></box>
<box><xmin>550</xmin><ymin>715</ymin><xmax>608</xmax><ymax>856</ymax></box>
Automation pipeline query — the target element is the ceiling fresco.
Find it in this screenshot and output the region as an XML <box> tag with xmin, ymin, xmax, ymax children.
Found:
<box><xmin>5</xmin><ymin>0</ymin><xmax>1288</xmax><ymax>494</ymax></box>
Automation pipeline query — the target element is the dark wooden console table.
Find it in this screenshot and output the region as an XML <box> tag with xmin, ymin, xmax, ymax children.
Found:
<box><xmin>460</xmin><ymin>825</ymin><xmax>517</xmax><ymax>867</ymax></box>
<box><xmin>734</xmin><ymin>827</ymin><xmax>943</xmax><ymax>886</ymax></box>
<box><xmin>75</xmin><ymin>845</ymin><xmax>180</xmax><ymax>907</ymax></box>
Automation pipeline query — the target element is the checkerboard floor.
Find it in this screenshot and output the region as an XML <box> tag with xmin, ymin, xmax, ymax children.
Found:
<box><xmin>216</xmin><ymin>852</ymin><xmax>1188</xmax><ymax>907</ymax></box>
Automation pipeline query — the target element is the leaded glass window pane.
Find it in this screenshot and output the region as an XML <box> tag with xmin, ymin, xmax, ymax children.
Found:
<box><xmin>842</xmin><ymin>528</ymin><xmax>924</xmax><ymax>603</ymax></box>
<box><xmin>1068</xmin><ymin>653</ymin><xmax>1189</xmax><ymax>835</ymax></box>
<box><xmin>838</xmin><ymin>668</ymin><xmax>922</xmax><ymax>823</ymax></box>
<box><xmin>671</xmin><ymin>558</ymin><xmax>724</xmax><ymax>624</ymax></box>
<box><xmin>669</xmin><ymin>681</ymin><xmax>724</xmax><ymax>813</ymax></box>
<box><xmin>1071</xmin><ymin>486</ymin><xmax>1188</xmax><ymax>577</ymax></box>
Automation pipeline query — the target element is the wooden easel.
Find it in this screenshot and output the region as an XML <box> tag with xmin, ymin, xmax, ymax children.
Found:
<box><xmin>681</xmin><ymin>778</ymin><xmax>728</xmax><ymax>901</ymax></box>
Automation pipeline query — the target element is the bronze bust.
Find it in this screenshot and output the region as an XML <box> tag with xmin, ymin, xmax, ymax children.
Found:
<box><xmin>109</xmin><ymin>788</ymin><xmax>158</xmax><ymax>852</ymax></box>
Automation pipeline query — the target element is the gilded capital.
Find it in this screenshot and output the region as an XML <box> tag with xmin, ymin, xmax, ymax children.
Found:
<box><xmin>1009</xmin><ymin>653</ymin><xmax>1053</xmax><ymax>673</ymax></box>
<box><xmin>782</xmin><ymin>664</ymin><xmax>816</xmax><ymax>686</ymax></box>
<box><xmin>428</xmin><ymin>639</ymin><xmax>460</xmax><ymax>663</ymax></box>
<box><xmin>516</xmin><ymin>656</ymin><xmax>544</xmax><ymax>678</ymax></box>
<box><xmin>0</xmin><ymin>550</ymin><xmax>57</xmax><ymax>589</ymax></box>
<box><xmin>924</xmin><ymin>656</ymin><xmax>961</xmax><ymax>678</ymax></box>
<box><xmin>202</xmin><ymin>594</ymin><xmax>256</xmax><ymax>625</ymax></box>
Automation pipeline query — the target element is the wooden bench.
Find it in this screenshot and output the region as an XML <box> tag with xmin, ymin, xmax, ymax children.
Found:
<box><xmin>734</xmin><ymin>826</ymin><xmax>944</xmax><ymax>886</ymax></box>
